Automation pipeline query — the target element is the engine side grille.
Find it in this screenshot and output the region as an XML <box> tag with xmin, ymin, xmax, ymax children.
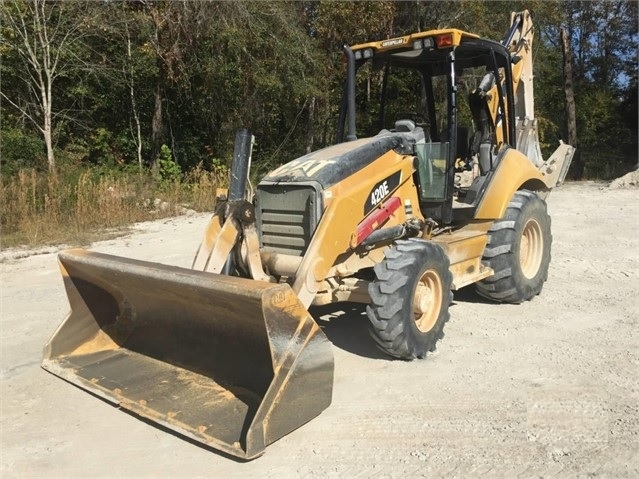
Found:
<box><xmin>256</xmin><ymin>184</ymin><xmax>321</xmax><ymax>256</ymax></box>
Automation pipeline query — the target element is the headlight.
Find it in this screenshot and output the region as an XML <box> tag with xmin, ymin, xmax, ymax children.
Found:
<box><xmin>355</xmin><ymin>48</ymin><xmax>373</xmax><ymax>60</ymax></box>
<box><xmin>413</xmin><ymin>37</ymin><xmax>434</xmax><ymax>50</ymax></box>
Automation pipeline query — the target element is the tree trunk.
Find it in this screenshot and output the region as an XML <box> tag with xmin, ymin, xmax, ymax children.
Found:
<box><xmin>126</xmin><ymin>25</ymin><xmax>144</xmax><ymax>171</ymax></box>
<box><xmin>43</xmin><ymin>118</ymin><xmax>55</xmax><ymax>173</ymax></box>
<box><xmin>43</xmin><ymin>77</ymin><xmax>56</xmax><ymax>172</ymax></box>
<box><xmin>133</xmin><ymin>100</ymin><xmax>144</xmax><ymax>171</ymax></box>
<box><xmin>306</xmin><ymin>96</ymin><xmax>315</xmax><ymax>154</ymax></box>
<box><xmin>150</xmin><ymin>80</ymin><xmax>164</xmax><ymax>171</ymax></box>
<box><xmin>561</xmin><ymin>27</ymin><xmax>579</xmax><ymax>178</ymax></box>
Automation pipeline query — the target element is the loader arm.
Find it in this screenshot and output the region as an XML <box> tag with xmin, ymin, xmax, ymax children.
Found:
<box><xmin>192</xmin><ymin>199</ymin><xmax>272</xmax><ymax>283</ymax></box>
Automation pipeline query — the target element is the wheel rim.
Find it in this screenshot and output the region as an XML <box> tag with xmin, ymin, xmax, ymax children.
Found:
<box><xmin>520</xmin><ymin>218</ymin><xmax>543</xmax><ymax>279</ymax></box>
<box><xmin>413</xmin><ymin>269</ymin><xmax>443</xmax><ymax>333</ymax></box>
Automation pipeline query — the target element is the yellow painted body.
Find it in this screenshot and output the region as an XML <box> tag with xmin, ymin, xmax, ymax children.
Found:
<box><xmin>283</xmin><ymin>145</ymin><xmax>550</xmax><ymax>304</ymax></box>
<box><xmin>290</xmin><ymin>149</ymin><xmax>420</xmax><ymax>306</ymax></box>
<box><xmin>352</xmin><ymin>28</ymin><xmax>479</xmax><ymax>52</ymax></box>
<box><xmin>475</xmin><ymin>148</ymin><xmax>547</xmax><ymax>219</ymax></box>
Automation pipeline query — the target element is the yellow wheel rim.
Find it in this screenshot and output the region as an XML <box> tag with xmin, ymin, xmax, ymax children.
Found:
<box><xmin>413</xmin><ymin>269</ymin><xmax>443</xmax><ymax>333</ymax></box>
<box><xmin>520</xmin><ymin>218</ymin><xmax>543</xmax><ymax>279</ymax></box>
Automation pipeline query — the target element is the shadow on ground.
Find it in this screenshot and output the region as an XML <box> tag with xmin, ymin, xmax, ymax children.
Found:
<box><xmin>310</xmin><ymin>287</ymin><xmax>497</xmax><ymax>359</ymax></box>
<box><xmin>451</xmin><ymin>284</ymin><xmax>499</xmax><ymax>305</ymax></box>
<box><xmin>310</xmin><ymin>302</ymin><xmax>389</xmax><ymax>360</ymax></box>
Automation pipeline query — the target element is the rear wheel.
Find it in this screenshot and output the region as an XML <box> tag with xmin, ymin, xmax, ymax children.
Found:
<box><xmin>476</xmin><ymin>190</ymin><xmax>551</xmax><ymax>303</ymax></box>
<box><xmin>366</xmin><ymin>239</ymin><xmax>453</xmax><ymax>360</ymax></box>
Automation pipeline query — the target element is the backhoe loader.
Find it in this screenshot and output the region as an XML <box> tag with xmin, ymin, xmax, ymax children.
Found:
<box><xmin>43</xmin><ymin>10</ymin><xmax>574</xmax><ymax>459</ymax></box>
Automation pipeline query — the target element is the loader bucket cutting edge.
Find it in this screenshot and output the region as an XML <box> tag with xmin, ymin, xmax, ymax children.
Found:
<box><xmin>42</xmin><ymin>249</ymin><xmax>334</xmax><ymax>460</ymax></box>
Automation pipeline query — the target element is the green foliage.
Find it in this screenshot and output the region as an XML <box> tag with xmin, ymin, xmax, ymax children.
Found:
<box><xmin>157</xmin><ymin>145</ymin><xmax>181</xmax><ymax>187</ymax></box>
<box><xmin>0</xmin><ymin>128</ymin><xmax>45</xmax><ymax>175</ymax></box>
<box><xmin>314</xmin><ymin>1</ymin><xmax>395</xmax><ymax>48</ymax></box>
<box><xmin>210</xmin><ymin>158</ymin><xmax>229</xmax><ymax>176</ymax></box>
<box><xmin>575</xmin><ymin>86</ymin><xmax>635</xmax><ymax>179</ymax></box>
<box><xmin>0</xmin><ymin>0</ymin><xmax>637</xmax><ymax>192</ymax></box>
<box><xmin>88</xmin><ymin>128</ymin><xmax>117</xmax><ymax>166</ymax></box>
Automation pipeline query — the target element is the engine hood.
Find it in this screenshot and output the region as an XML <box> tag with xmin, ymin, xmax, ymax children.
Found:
<box><xmin>262</xmin><ymin>134</ymin><xmax>413</xmax><ymax>189</ymax></box>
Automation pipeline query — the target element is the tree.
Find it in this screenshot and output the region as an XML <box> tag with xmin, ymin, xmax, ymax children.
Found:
<box><xmin>561</xmin><ymin>27</ymin><xmax>577</xmax><ymax>152</ymax></box>
<box><xmin>1</xmin><ymin>0</ymin><xmax>93</xmax><ymax>172</ymax></box>
<box><xmin>560</xmin><ymin>0</ymin><xmax>638</xmax><ymax>178</ymax></box>
<box><xmin>1</xmin><ymin>0</ymin><xmax>634</xmax><ymax>179</ymax></box>
<box><xmin>125</xmin><ymin>20</ymin><xmax>144</xmax><ymax>170</ymax></box>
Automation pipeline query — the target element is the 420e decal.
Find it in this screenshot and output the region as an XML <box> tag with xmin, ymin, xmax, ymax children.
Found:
<box><xmin>364</xmin><ymin>171</ymin><xmax>401</xmax><ymax>215</ymax></box>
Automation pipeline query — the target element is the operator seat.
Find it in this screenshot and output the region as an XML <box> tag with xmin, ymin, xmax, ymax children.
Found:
<box><xmin>394</xmin><ymin>119</ymin><xmax>416</xmax><ymax>132</ymax></box>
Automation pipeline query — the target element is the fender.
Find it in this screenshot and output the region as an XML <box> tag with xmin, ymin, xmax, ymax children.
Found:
<box><xmin>475</xmin><ymin>148</ymin><xmax>547</xmax><ymax>220</ymax></box>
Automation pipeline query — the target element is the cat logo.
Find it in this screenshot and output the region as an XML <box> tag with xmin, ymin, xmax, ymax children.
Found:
<box><xmin>270</xmin><ymin>158</ymin><xmax>336</xmax><ymax>178</ymax></box>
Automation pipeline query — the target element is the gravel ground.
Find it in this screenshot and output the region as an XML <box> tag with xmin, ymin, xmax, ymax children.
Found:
<box><xmin>1</xmin><ymin>181</ymin><xmax>637</xmax><ymax>478</ymax></box>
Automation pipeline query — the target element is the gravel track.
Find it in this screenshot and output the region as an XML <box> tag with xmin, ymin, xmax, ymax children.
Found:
<box><xmin>1</xmin><ymin>182</ymin><xmax>637</xmax><ymax>478</ymax></box>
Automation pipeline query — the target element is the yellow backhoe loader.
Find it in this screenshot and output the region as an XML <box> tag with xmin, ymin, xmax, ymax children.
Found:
<box><xmin>43</xmin><ymin>10</ymin><xmax>574</xmax><ymax>459</ymax></box>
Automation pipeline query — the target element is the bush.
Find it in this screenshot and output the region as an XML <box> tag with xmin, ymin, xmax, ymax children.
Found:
<box><xmin>157</xmin><ymin>144</ymin><xmax>181</xmax><ymax>188</ymax></box>
<box><xmin>0</xmin><ymin>128</ymin><xmax>45</xmax><ymax>175</ymax></box>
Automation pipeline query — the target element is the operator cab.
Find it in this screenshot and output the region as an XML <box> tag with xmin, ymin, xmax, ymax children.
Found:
<box><xmin>337</xmin><ymin>28</ymin><xmax>517</xmax><ymax>225</ymax></box>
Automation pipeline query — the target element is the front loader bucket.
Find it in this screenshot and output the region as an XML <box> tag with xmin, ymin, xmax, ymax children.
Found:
<box><xmin>42</xmin><ymin>249</ymin><xmax>333</xmax><ymax>460</ymax></box>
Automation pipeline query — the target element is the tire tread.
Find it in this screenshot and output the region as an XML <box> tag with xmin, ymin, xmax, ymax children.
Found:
<box><xmin>476</xmin><ymin>190</ymin><xmax>552</xmax><ymax>304</ymax></box>
<box><xmin>367</xmin><ymin>239</ymin><xmax>453</xmax><ymax>360</ymax></box>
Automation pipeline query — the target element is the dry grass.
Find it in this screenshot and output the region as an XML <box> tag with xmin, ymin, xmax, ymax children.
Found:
<box><xmin>0</xmin><ymin>166</ymin><xmax>224</xmax><ymax>249</ymax></box>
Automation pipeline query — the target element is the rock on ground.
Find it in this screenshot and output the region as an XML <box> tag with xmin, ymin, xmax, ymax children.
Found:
<box><xmin>609</xmin><ymin>168</ymin><xmax>639</xmax><ymax>189</ymax></box>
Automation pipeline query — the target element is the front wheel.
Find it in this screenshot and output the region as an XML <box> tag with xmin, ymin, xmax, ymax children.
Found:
<box><xmin>367</xmin><ymin>239</ymin><xmax>453</xmax><ymax>360</ymax></box>
<box><xmin>476</xmin><ymin>190</ymin><xmax>552</xmax><ymax>303</ymax></box>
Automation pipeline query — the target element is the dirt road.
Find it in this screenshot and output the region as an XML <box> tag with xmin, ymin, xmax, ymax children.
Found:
<box><xmin>1</xmin><ymin>182</ymin><xmax>637</xmax><ymax>478</ymax></box>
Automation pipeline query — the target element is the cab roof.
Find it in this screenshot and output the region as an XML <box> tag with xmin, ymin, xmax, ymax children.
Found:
<box><xmin>350</xmin><ymin>28</ymin><xmax>510</xmax><ymax>72</ymax></box>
